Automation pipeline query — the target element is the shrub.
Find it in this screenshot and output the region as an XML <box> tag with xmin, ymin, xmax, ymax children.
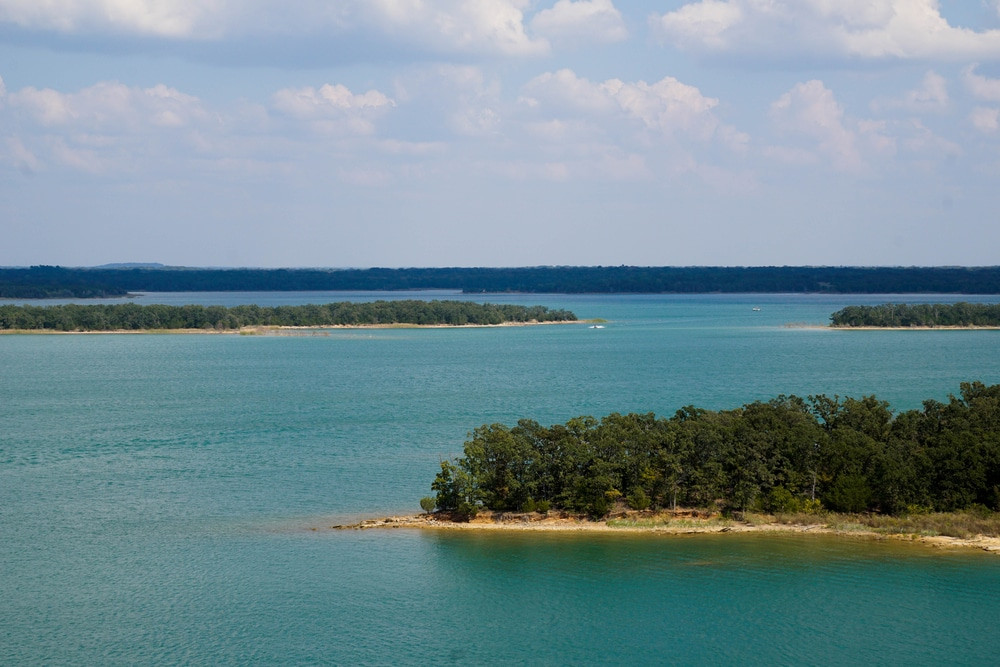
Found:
<box><xmin>627</xmin><ymin>488</ymin><xmax>651</xmax><ymax>511</ymax></box>
<box><xmin>419</xmin><ymin>497</ymin><xmax>436</xmax><ymax>513</ymax></box>
<box><xmin>454</xmin><ymin>502</ymin><xmax>479</xmax><ymax>522</ymax></box>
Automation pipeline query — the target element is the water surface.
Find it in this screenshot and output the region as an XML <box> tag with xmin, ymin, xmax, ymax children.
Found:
<box><xmin>2</xmin><ymin>292</ymin><xmax>998</xmax><ymax>664</ymax></box>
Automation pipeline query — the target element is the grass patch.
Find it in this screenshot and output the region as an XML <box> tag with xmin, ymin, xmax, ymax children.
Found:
<box><xmin>605</xmin><ymin>516</ymin><xmax>733</xmax><ymax>529</ymax></box>
<box><xmin>855</xmin><ymin>512</ymin><xmax>1000</xmax><ymax>539</ymax></box>
<box><xmin>768</xmin><ymin>510</ymin><xmax>1000</xmax><ymax>539</ymax></box>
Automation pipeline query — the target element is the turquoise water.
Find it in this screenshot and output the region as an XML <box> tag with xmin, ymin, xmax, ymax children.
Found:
<box><xmin>2</xmin><ymin>293</ymin><xmax>999</xmax><ymax>664</ymax></box>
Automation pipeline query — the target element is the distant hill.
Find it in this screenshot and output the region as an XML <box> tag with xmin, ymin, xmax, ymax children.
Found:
<box><xmin>3</xmin><ymin>265</ymin><xmax>1000</xmax><ymax>298</ymax></box>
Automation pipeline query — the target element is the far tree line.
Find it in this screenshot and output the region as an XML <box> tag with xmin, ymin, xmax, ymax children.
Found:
<box><xmin>429</xmin><ymin>382</ymin><xmax>1000</xmax><ymax>520</ymax></box>
<box><xmin>0</xmin><ymin>301</ymin><xmax>576</xmax><ymax>331</ymax></box>
<box><xmin>7</xmin><ymin>265</ymin><xmax>1000</xmax><ymax>298</ymax></box>
<box><xmin>831</xmin><ymin>302</ymin><xmax>1000</xmax><ymax>327</ymax></box>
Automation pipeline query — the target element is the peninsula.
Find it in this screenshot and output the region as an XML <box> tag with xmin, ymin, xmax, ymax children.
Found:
<box><xmin>394</xmin><ymin>382</ymin><xmax>1000</xmax><ymax>552</ymax></box>
<box><xmin>831</xmin><ymin>302</ymin><xmax>1000</xmax><ymax>328</ymax></box>
<box><xmin>0</xmin><ymin>301</ymin><xmax>577</xmax><ymax>332</ymax></box>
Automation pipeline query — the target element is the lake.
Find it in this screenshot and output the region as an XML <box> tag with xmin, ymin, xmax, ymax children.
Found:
<box><xmin>2</xmin><ymin>292</ymin><xmax>998</xmax><ymax>664</ymax></box>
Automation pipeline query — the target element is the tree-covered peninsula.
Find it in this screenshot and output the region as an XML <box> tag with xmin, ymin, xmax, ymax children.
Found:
<box><xmin>0</xmin><ymin>301</ymin><xmax>576</xmax><ymax>331</ymax></box>
<box><xmin>831</xmin><ymin>302</ymin><xmax>1000</xmax><ymax>328</ymax></box>
<box><xmin>428</xmin><ymin>382</ymin><xmax>1000</xmax><ymax>520</ymax></box>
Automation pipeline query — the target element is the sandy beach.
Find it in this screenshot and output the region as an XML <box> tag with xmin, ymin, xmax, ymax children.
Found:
<box><xmin>330</xmin><ymin>510</ymin><xmax>1000</xmax><ymax>555</ymax></box>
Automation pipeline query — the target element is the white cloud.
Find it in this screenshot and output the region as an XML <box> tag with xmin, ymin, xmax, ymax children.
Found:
<box><xmin>438</xmin><ymin>65</ymin><xmax>503</xmax><ymax>137</ymax></box>
<box><xmin>48</xmin><ymin>136</ymin><xmax>105</xmax><ymax>173</ymax></box>
<box><xmin>0</xmin><ymin>0</ymin><xmax>547</xmax><ymax>58</ymax></box>
<box><xmin>530</xmin><ymin>0</ymin><xmax>628</xmax><ymax>47</ymax></box>
<box><xmin>521</xmin><ymin>69</ymin><xmax>747</xmax><ymax>150</ymax></box>
<box><xmin>0</xmin><ymin>77</ymin><xmax>226</xmax><ymax>174</ymax></box>
<box><xmin>272</xmin><ymin>84</ymin><xmax>393</xmax><ymax>117</ymax></box>
<box><xmin>0</xmin><ymin>0</ymin><xmax>223</xmax><ymax>38</ymax></box>
<box><xmin>3</xmin><ymin>136</ymin><xmax>41</xmax><ymax>173</ymax></box>
<box><xmin>901</xmin><ymin>119</ymin><xmax>962</xmax><ymax>157</ymax></box>
<box><xmin>272</xmin><ymin>84</ymin><xmax>394</xmax><ymax>136</ymax></box>
<box><xmin>392</xmin><ymin>65</ymin><xmax>504</xmax><ymax>137</ymax></box>
<box><xmin>970</xmin><ymin>106</ymin><xmax>1000</xmax><ymax>133</ymax></box>
<box><xmin>650</xmin><ymin>0</ymin><xmax>744</xmax><ymax>51</ymax></box>
<box><xmin>871</xmin><ymin>70</ymin><xmax>949</xmax><ymax>113</ymax></box>
<box><xmin>769</xmin><ymin>80</ymin><xmax>862</xmax><ymax>171</ymax></box>
<box><xmin>963</xmin><ymin>64</ymin><xmax>1000</xmax><ymax>101</ymax></box>
<box><xmin>362</xmin><ymin>0</ymin><xmax>545</xmax><ymax>57</ymax></box>
<box><xmin>8</xmin><ymin>80</ymin><xmax>205</xmax><ymax>130</ymax></box>
<box><xmin>652</xmin><ymin>0</ymin><xmax>1000</xmax><ymax>61</ymax></box>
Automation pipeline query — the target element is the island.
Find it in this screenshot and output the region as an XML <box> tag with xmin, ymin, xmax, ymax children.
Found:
<box><xmin>0</xmin><ymin>300</ymin><xmax>577</xmax><ymax>332</ymax></box>
<box><xmin>831</xmin><ymin>302</ymin><xmax>1000</xmax><ymax>328</ymax></box>
<box><xmin>330</xmin><ymin>382</ymin><xmax>1000</xmax><ymax>553</ymax></box>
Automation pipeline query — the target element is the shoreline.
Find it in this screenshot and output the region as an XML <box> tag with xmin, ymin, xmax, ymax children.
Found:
<box><xmin>0</xmin><ymin>320</ymin><xmax>591</xmax><ymax>335</ymax></box>
<box><xmin>786</xmin><ymin>324</ymin><xmax>1000</xmax><ymax>331</ymax></box>
<box><xmin>329</xmin><ymin>510</ymin><xmax>1000</xmax><ymax>555</ymax></box>
<box><xmin>830</xmin><ymin>325</ymin><xmax>1000</xmax><ymax>330</ymax></box>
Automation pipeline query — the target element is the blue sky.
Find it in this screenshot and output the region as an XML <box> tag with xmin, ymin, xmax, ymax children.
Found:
<box><xmin>2</xmin><ymin>1</ymin><xmax>1000</xmax><ymax>268</ymax></box>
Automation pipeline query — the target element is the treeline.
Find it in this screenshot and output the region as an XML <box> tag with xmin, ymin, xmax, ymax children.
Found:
<box><xmin>831</xmin><ymin>302</ymin><xmax>1000</xmax><ymax>327</ymax></box>
<box><xmin>0</xmin><ymin>266</ymin><xmax>128</xmax><ymax>298</ymax></box>
<box><xmin>0</xmin><ymin>301</ymin><xmax>576</xmax><ymax>331</ymax></box>
<box><xmin>7</xmin><ymin>265</ymin><xmax>1000</xmax><ymax>297</ymax></box>
<box><xmin>430</xmin><ymin>382</ymin><xmax>1000</xmax><ymax>519</ymax></box>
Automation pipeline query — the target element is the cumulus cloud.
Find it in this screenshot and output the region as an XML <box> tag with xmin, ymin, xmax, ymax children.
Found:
<box><xmin>768</xmin><ymin>79</ymin><xmax>964</xmax><ymax>172</ymax></box>
<box><xmin>390</xmin><ymin>65</ymin><xmax>504</xmax><ymax>138</ymax></box>
<box><xmin>769</xmin><ymin>80</ymin><xmax>862</xmax><ymax>171</ymax></box>
<box><xmin>0</xmin><ymin>76</ymin><xmax>224</xmax><ymax>173</ymax></box>
<box><xmin>652</xmin><ymin>0</ymin><xmax>1000</xmax><ymax>61</ymax></box>
<box><xmin>530</xmin><ymin>0</ymin><xmax>628</xmax><ymax>47</ymax></box>
<box><xmin>272</xmin><ymin>83</ymin><xmax>395</xmax><ymax>136</ymax></box>
<box><xmin>963</xmin><ymin>64</ymin><xmax>1000</xmax><ymax>101</ymax></box>
<box><xmin>871</xmin><ymin>70</ymin><xmax>949</xmax><ymax>113</ymax></box>
<box><xmin>272</xmin><ymin>84</ymin><xmax>393</xmax><ymax>116</ymax></box>
<box><xmin>521</xmin><ymin>69</ymin><xmax>747</xmax><ymax>150</ymax></box>
<box><xmin>0</xmin><ymin>0</ymin><xmax>547</xmax><ymax>59</ymax></box>
<box><xmin>362</xmin><ymin>0</ymin><xmax>545</xmax><ymax>57</ymax></box>
<box><xmin>4</xmin><ymin>136</ymin><xmax>41</xmax><ymax>173</ymax></box>
<box><xmin>970</xmin><ymin>106</ymin><xmax>1000</xmax><ymax>133</ymax></box>
<box><xmin>8</xmin><ymin>80</ymin><xmax>205</xmax><ymax>130</ymax></box>
<box><xmin>901</xmin><ymin>119</ymin><xmax>962</xmax><ymax>157</ymax></box>
<box><xmin>0</xmin><ymin>0</ymin><xmax>224</xmax><ymax>38</ymax></box>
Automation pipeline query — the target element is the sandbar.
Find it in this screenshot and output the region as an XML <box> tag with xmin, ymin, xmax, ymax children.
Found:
<box><xmin>329</xmin><ymin>510</ymin><xmax>1000</xmax><ymax>555</ymax></box>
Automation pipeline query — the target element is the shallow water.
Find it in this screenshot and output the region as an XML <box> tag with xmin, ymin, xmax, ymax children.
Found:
<box><xmin>2</xmin><ymin>292</ymin><xmax>999</xmax><ymax>664</ymax></box>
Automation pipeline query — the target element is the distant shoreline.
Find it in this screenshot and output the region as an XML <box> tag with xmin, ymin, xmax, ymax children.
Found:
<box><xmin>328</xmin><ymin>510</ymin><xmax>1000</xmax><ymax>555</ymax></box>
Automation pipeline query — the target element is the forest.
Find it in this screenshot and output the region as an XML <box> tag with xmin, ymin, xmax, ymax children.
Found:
<box><xmin>0</xmin><ymin>301</ymin><xmax>576</xmax><ymax>331</ymax></box>
<box><xmin>831</xmin><ymin>302</ymin><xmax>1000</xmax><ymax>327</ymax></box>
<box><xmin>429</xmin><ymin>382</ymin><xmax>1000</xmax><ymax>520</ymax></box>
<box><xmin>6</xmin><ymin>265</ymin><xmax>1000</xmax><ymax>297</ymax></box>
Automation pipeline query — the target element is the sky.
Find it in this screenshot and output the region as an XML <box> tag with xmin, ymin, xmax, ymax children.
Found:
<box><xmin>2</xmin><ymin>1</ymin><xmax>1000</xmax><ymax>268</ymax></box>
